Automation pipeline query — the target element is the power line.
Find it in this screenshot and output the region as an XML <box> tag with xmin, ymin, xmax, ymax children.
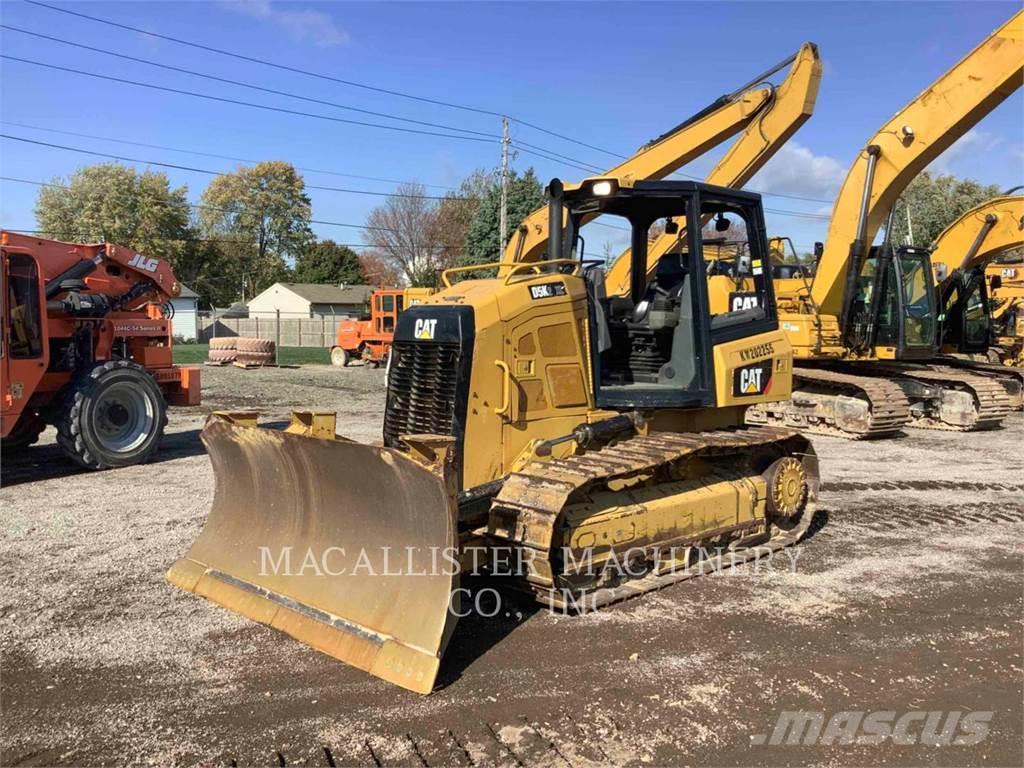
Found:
<box><xmin>0</xmin><ymin>175</ymin><xmax>395</xmax><ymax>231</ymax></box>
<box><xmin>0</xmin><ymin>135</ymin><xmax>457</xmax><ymax>201</ymax></box>
<box><xmin>20</xmin><ymin>1</ymin><xmax>839</xmax><ymax>206</ymax></box>
<box><xmin>0</xmin><ymin>24</ymin><xmax>498</xmax><ymax>141</ymax></box>
<box><xmin>1</xmin><ymin>121</ymin><xmax>459</xmax><ymax>190</ymax></box>
<box><xmin>0</xmin><ymin>56</ymin><xmax>495</xmax><ymax>145</ymax></box>
<box><xmin>25</xmin><ymin>0</ymin><xmax>622</xmax><ymax>157</ymax></box>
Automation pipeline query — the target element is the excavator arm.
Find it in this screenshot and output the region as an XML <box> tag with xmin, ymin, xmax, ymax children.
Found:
<box><xmin>502</xmin><ymin>43</ymin><xmax>821</xmax><ymax>269</ymax></box>
<box><xmin>808</xmin><ymin>11</ymin><xmax>1024</xmax><ymax>317</ymax></box>
<box><xmin>605</xmin><ymin>42</ymin><xmax>822</xmax><ymax>296</ymax></box>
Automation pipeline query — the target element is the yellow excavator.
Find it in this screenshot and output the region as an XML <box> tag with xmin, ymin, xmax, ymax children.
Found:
<box><xmin>169</xmin><ymin>176</ymin><xmax>819</xmax><ymax>694</ymax></box>
<box><xmin>504</xmin><ymin>43</ymin><xmax>821</xmax><ymax>266</ymax></box>
<box><xmin>926</xmin><ymin>194</ymin><xmax>1024</xmax><ymax>404</ymax></box>
<box><xmin>987</xmin><ymin>258</ymin><xmax>1024</xmax><ymax>366</ymax></box>
<box><xmin>743</xmin><ymin>10</ymin><xmax>1023</xmax><ymax>437</ymax></box>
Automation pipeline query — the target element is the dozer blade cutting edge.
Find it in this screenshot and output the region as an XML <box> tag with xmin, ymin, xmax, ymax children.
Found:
<box><xmin>166</xmin><ymin>412</ymin><xmax>460</xmax><ymax>694</ymax></box>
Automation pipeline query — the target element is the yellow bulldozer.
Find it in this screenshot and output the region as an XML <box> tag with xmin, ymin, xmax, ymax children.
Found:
<box><xmin>169</xmin><ymin>176</ymin><xmax>819</xmax><ymax>694</ymax></box>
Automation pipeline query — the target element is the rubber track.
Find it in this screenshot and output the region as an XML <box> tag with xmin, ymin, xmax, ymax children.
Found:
<box><xmin>752</xmin><ymin>366</ymin><xmax>911</xmax><ymax>439</ymax></box>
<box><xmin>491</xmin><ymin>425</ymin><xmax>814</xmax><ymax>611</ymax></box>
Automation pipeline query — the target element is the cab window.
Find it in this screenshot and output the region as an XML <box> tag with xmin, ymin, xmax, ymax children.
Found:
<box><xmin>6</xmin><ymin>253</ymin><xmax>43</xmax><ymax>358</ymax></box>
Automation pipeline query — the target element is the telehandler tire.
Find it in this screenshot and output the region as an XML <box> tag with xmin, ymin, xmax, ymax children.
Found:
<box><xmin>56</xmin><ymin>360</ymin><xmax>167</xmax><ymax>469</ymax></box>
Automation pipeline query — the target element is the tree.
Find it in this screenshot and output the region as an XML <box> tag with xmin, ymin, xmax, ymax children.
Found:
<box><xmin>34</xmin><ymin>163</ymin><xmax>193</xmax><ymax>267</ymax></box>
<box><xmin>462</xmin><ymin>168</ymin><xmax>545</xmax><ymax>265</ymax></box>
<box><xmin>890</xmin><ymin>172</ymin><xmax>1002</xmax><ymax>248</ymax></box>
<box><xmin>198</xmin><ymin>161</ymin><xmax>313</xmax><ymax>299</ymax></box>
<box><xmin>433</xmin><ymin>169</ymin><xmax>495</xmax><ymax>263</ymax></box>
<box><xmin>363</xmin><ymin>182</ymin><xmax>447</xmax><ymax>287</ymax></box>
<box><xmin>357</xmin><ymin>252</ymin><xmax>404</xmax><ymax>287</ymax></box>
<box><xmin>292</xmin><ymin>240</ymin><xmax>364</xmax><ymax>284</ymax></box>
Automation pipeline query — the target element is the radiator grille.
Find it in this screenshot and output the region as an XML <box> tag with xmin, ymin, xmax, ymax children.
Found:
<box><xmin>383</xmin><ymin>341</ymin><xmax>462</xmax><ymax>445</ymax></box>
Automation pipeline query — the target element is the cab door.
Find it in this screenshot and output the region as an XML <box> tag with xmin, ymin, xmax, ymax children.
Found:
<box><xmin>1</xmin><ymin>249</ymin><xmax>48</xmax><ymax>437</ymax></box>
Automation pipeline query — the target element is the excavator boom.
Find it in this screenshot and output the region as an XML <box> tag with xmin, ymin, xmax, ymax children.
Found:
<box><xmin>930</xmin><ymin>195</ymin><xmax>1024</xmax><ymax>282</ymax></box>
<box><xmin>503</xmin><ymin>43</ymin><xmax>821</xmax><ymax>267</ymax></box>
<box><xmin>810</xmin><ymin>11</ymin><xmax>1024</xmax><ymax>316</ymax></box>
<box><xmin>605</xmin><ymin>43</ymin><xmax>822</xmax><ymax>296</ymax></box>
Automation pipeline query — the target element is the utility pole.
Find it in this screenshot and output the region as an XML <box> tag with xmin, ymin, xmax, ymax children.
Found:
<box><xmin>499</xmin><ymin>116</ymin><xmax>510</xmax><ymax>253</ymax></box>
<box><xmin>905</xmin><ymin>202</ymin><xmax>915</xmax><ymax>246</ymax></box>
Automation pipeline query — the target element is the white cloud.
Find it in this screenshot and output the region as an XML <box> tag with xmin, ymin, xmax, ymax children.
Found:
<box><xmin>221</xmin><ymin>0</ymin><xmax>349</xmax><ymax>47</ymax></box>
<box><xmin>746</xmin><ymin>141</ymin><xmax>845</xmax><ymax>201</ymax></box>
<box><xmin>928</xmin><ymin>129</ymin><xmax>1004</xmax><ymax>174</ymax></box>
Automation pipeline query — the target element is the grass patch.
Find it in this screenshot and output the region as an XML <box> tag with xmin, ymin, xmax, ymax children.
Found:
<box><xmin>173</xmin><ymin>344</ymin><xmax>330</xmax><ymax>366</ymax></box>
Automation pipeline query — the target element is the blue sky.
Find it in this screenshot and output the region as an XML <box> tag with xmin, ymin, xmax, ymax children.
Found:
<box><xmin>1</xmin><ymin>0</ymin><xmax>1022</xmax><ymax>259</ymax></box>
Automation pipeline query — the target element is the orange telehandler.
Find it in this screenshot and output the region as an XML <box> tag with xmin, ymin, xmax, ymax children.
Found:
<box><xmin>1</xmin><ymin>231</ymin><xmax>200</xmax><ymax>468</ymax></box>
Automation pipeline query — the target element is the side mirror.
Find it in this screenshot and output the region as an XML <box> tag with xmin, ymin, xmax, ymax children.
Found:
<box><xmin>813</xmin><ymin>242</ymin><xmax>824</xmax><ymax>259</ymax></box>
<box><xmin>990</xmin><ymin>275</ymin><xmax>1003</xmax><ymax>291</ymax></box>
<box><xmin>737</xmin><ymin>254</ymin><xmax>752</xmax><ymax>275</ymax></box>
<box><xmin>933</xmin><ymin>263</ymin><xmax>948</xmax><ymax>282</ymax></box>
<box><xmin>664</xmin><ymin>218</ymin><xmax>679</xmax><ymax>235</ymax></box>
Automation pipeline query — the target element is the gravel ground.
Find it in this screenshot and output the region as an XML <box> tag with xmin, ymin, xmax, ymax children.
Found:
<box><xmin>1</xmin><ymin>363</ymin><xmax>1022</xmax><ymax>767</ymax></box>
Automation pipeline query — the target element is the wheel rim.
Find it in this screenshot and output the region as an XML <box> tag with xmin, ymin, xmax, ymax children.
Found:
<box><xmin>92</xmin><ymin>382</ymin><xmax>156</xmax><ymax>453</ymax></box>
<box><xmin>331</xmin><ymin>348</ymin><xmax>347</xmax><ymax>366</ymax></box>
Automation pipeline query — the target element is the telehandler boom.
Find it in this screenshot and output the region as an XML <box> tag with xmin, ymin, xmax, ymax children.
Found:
<box><xmin>748</xmin><ymin>10</ymin><xmax>1023</xmax><ymax>437</ymax></box>
<box><xmin>170</xmin><ymin>176</ymin><xmax>818</xmax><ymax>694</ymax></box>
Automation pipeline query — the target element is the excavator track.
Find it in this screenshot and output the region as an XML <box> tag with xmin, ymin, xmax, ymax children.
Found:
<box><xmin>933</xmin><ymin>357</ymin><xmax>1024</xmax><ymax>411</ymax></box>
<box><xmin>488</xmin><ymin>426</ymin><xmax>817</xmax><ymax>612</ymax></box>
<box><xmin>865</xmin><ymin>363</ymin><xmax>1012</xmax><ymax>431</ymax></box>
<box><xmin>746</xmin><ymin>366</ymin><xmax>911</xmax><ymax>439</ymax></box>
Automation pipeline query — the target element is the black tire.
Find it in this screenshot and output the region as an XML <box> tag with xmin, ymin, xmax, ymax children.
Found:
<box><xmin>2</xmin><ymin>415</ymin><xmax>46</xmax><ymax>450</ymax></box>
<box><xmin>56</xmin><ymin>360</ymin><xmax>168</xmax><ymax>469</ymax></box>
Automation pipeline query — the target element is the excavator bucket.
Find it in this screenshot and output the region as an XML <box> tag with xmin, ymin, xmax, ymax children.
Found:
<box><xmin>167</xmin><ymin>412</ymin><xmax>460</xmax><ymax>694</ymax></box>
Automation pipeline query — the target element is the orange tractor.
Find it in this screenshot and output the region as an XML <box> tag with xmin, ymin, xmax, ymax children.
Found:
<box><xmin>330</xmin><ymin>286</ymin><xmax>432</xmax><ymax>367</ymax></box>
<box><xmin>1</xmin><ymin>231</ymin><xmax>200</xmax><ymax>468</ymax></box>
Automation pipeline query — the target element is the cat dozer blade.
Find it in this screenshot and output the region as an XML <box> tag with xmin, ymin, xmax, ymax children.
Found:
<box><xmin>167</xmin><ymin>411</ymin><xmax>460</xmax><ymax>694</ymax></box>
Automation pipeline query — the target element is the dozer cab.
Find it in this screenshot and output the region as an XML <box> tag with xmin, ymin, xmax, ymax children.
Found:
<box><xmin>169</xmin><ymin>178</ymin><xmax>818</xmax><ymax>694</ymax></box>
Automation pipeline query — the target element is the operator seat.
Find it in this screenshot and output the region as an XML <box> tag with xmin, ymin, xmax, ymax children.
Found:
<box><xmin>632</xmin><ymin>254</ymin><xmax>688</xmax><ymax>325</ymax></box>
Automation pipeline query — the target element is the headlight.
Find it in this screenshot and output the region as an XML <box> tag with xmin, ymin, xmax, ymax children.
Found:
<box><xmin>591</xmin><ymin>180</ymin><xmax>615</xmax><ymax>196</ymax></box>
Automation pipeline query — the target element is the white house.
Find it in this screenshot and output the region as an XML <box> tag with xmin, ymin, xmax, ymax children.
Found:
<box><xmin>246</xmin><ymin>283</ymin><xmax>373</xmax><ymax>319</ymax></box>
<box><xmin>170</xmin><ymin>284</ymin><xmax>199</xmax><ymax>341</ymax></box>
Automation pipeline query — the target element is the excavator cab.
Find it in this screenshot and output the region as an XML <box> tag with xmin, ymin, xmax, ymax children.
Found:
<box><xmin>845</xmin><ymin>245</ymin><xmax>938</xmax><ymax>358</ymax></box>
<box><xmin>938</xmin><ymin>267</ymin><xmax>993</xmax><ymax>354</ymax></box>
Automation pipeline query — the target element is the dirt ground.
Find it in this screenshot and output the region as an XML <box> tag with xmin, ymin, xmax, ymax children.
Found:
<box><xmin>2</xmin><ymin>363</ymin><xmax>1022</xmax><ymax>767</ymax></box>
